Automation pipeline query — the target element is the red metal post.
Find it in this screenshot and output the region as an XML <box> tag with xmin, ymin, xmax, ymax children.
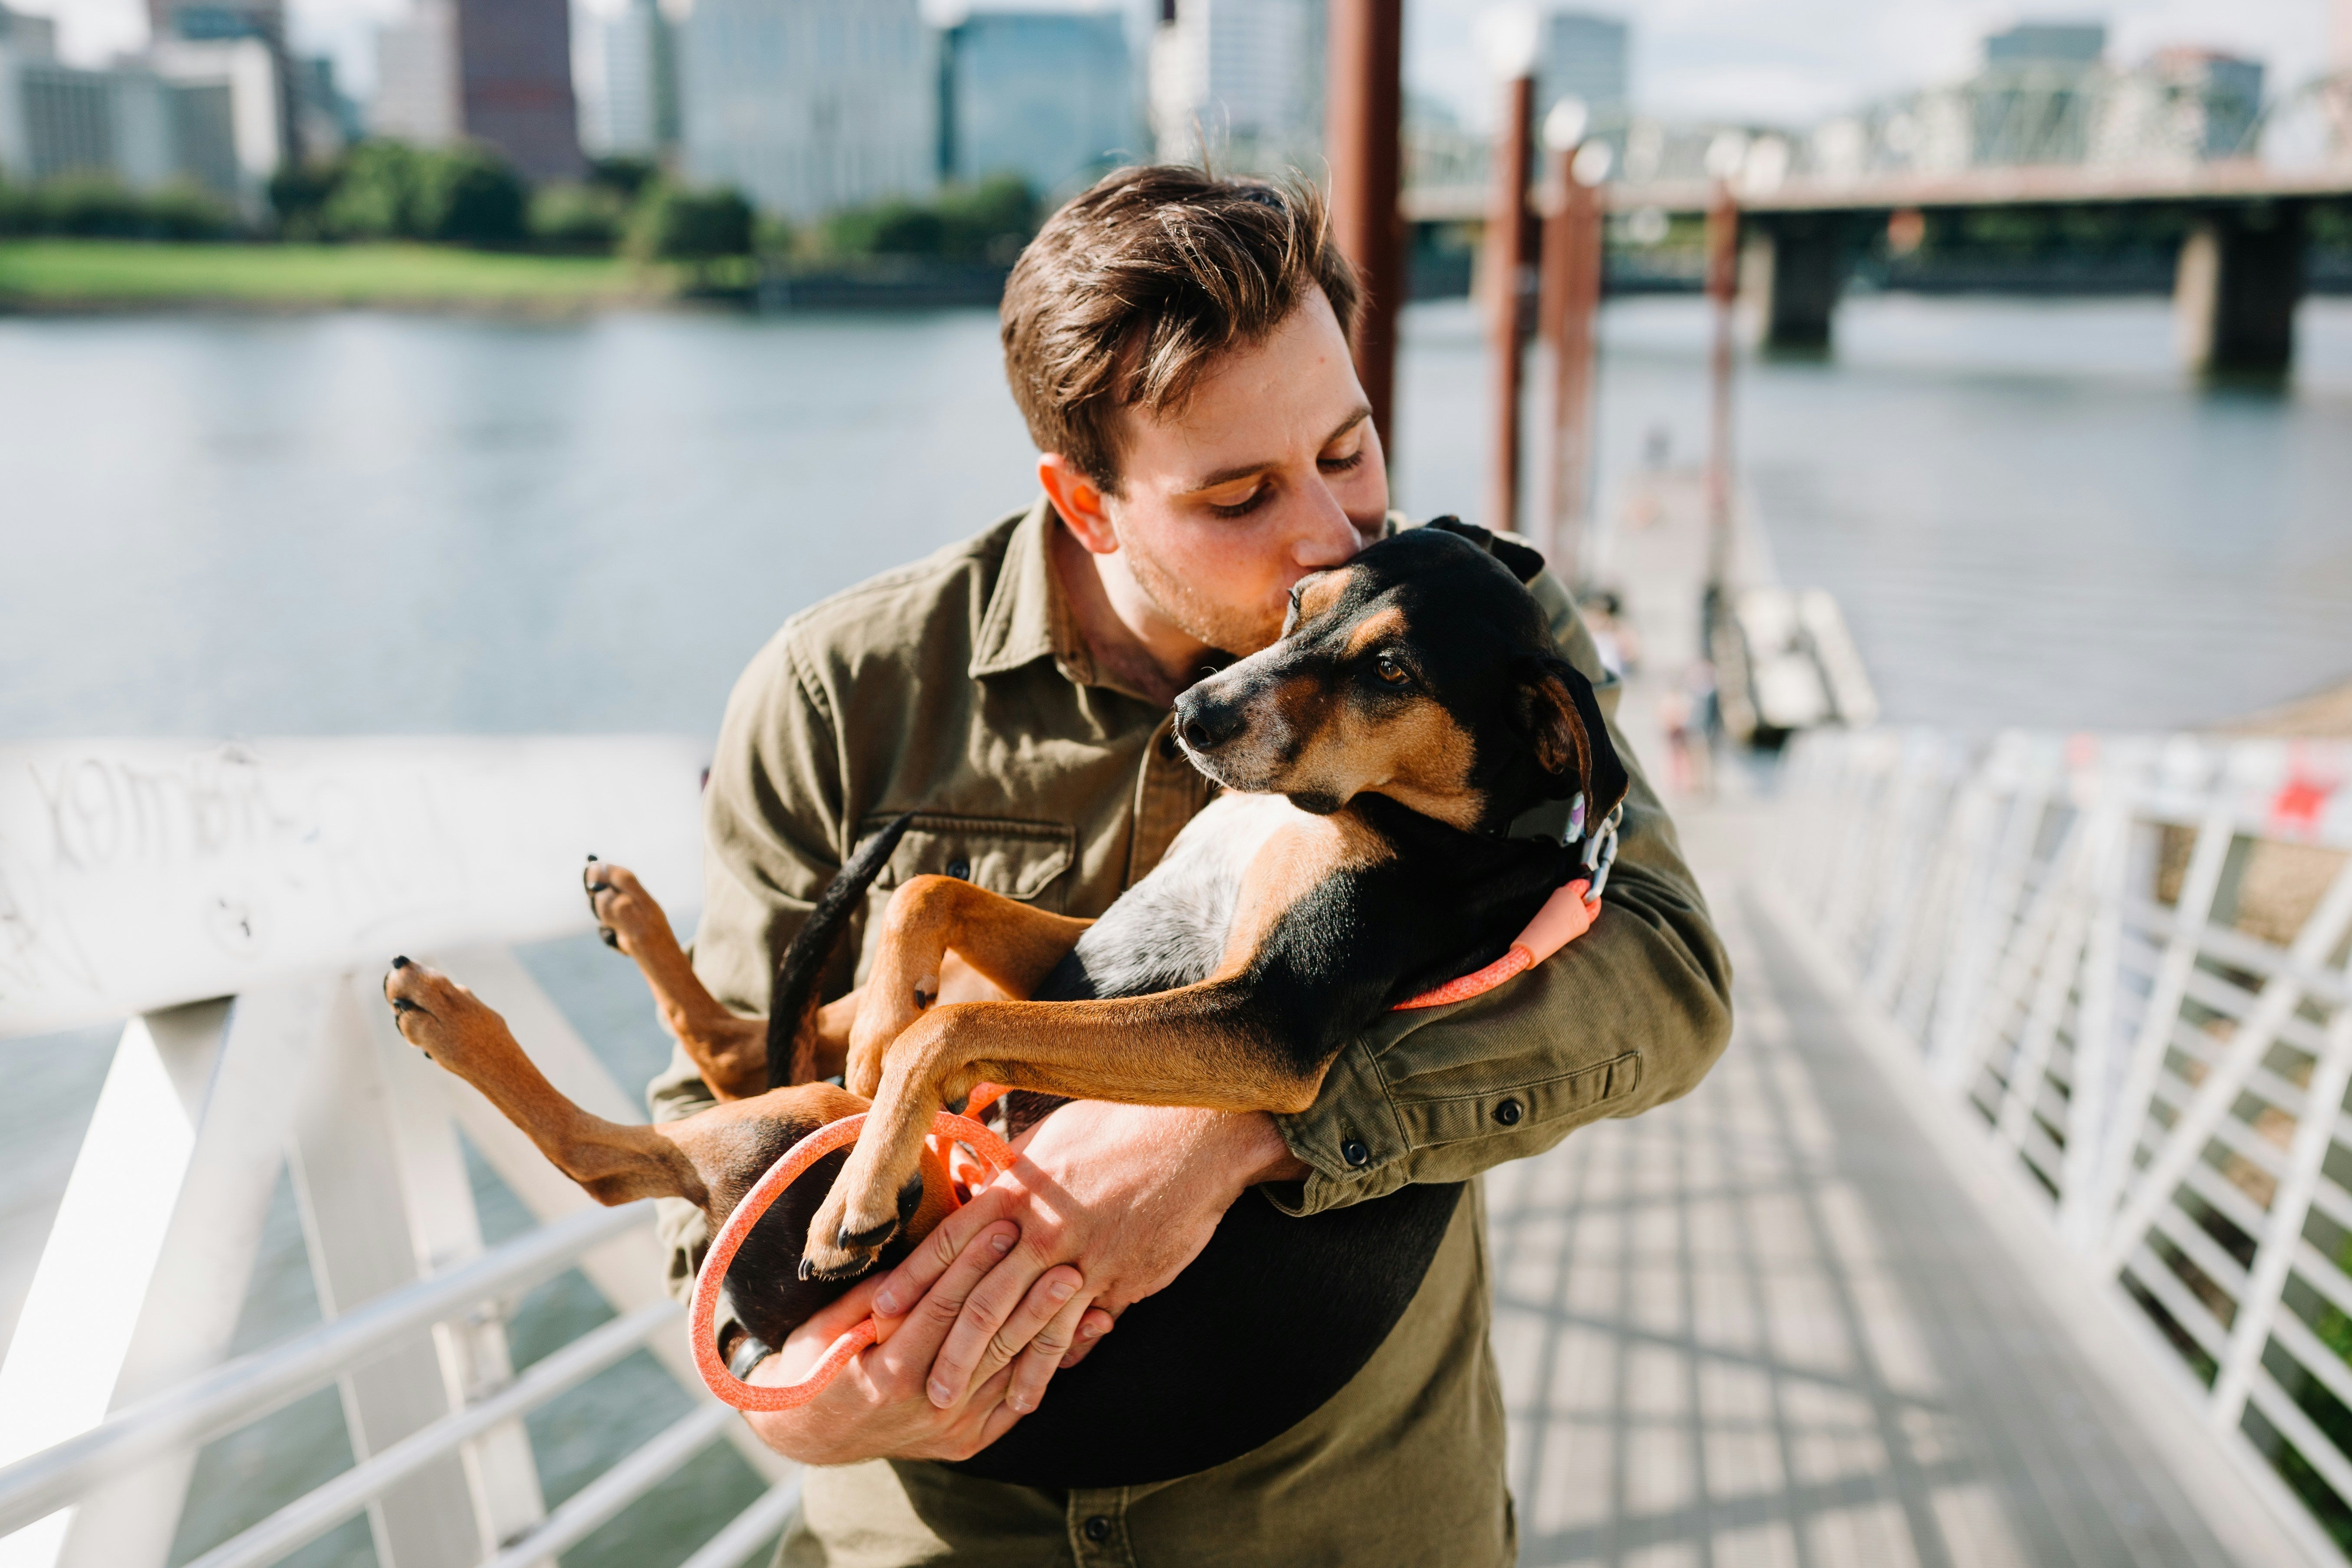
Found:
<box><xmin>1538</xmin><ymin>146</ymin><xmax>1604</xmax><ymax>582</ymax></box>
<box><xmin>1485</xmin><ymin>72</ymin><xmax>1536</xmax><ymax>536</ymax></box>
<box><xmin>1324</xmin><ymin>0</ymin><xmax>1405</xmax><ymax>463</ymax></box>
<box><xmin>1704</xmin><ymin>183</ymin><xmax>1740</xmax><ymax>592</ymax></box>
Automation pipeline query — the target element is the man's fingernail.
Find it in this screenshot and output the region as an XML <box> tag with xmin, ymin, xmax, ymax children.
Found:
<box><xmin>990</xmin><ymin>1232</ymin><xmax>1015</xmax><ymax>1253</ymax></box>
<box><xmin>929</xmin><ymin>1380</ymin><xmax>954</xmax><ymax>1406</ymax></box>
<box><xmin>1049</xmin><ymin>1279</ymin><xmax>1076</xmax><ymax>1302</ymax></box>
<box><xmin>1010</xmin><ymin>1395</ymin><xmax>1031</xmax><ymax>1413</ymax></box>
<box><xmin>1081</xmin><ymin>1321</ymin><xmax>1105</xmax><ymax>1338</ymax></box>
<box><xmin>873</xmin><ymin>1287</ymin><xmax>899</xmax><ymax>1315</ymax></box>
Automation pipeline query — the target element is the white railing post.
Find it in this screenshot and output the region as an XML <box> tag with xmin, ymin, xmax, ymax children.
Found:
<box><xmin>286</xmin><ymin>982</ymin><xmax>497</xmax><ymax>1568</ymax></box>
<box><xmin>0</xmin><ymin>986</ymin><xmax>332</xmax><ymax>1568</ymax></box>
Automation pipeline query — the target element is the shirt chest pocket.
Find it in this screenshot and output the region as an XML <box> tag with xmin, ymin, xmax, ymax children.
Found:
<box><xmin>861</xmin><ymin>812</ymin><xmax>1078</xmax><ymax>913</ymax></box>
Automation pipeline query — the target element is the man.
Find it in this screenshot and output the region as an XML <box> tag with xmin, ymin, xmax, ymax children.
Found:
<box><xmin>651</xmin><ymin>165</ymin><xmax>1731</xmax><ymax>1565</ymax></box>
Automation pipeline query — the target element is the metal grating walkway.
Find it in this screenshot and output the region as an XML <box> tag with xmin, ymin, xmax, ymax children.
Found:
<box><xmin>1488</xmin><ymin>886</ymin><xmax>2253</xmax><ymax>1568</ymax></box>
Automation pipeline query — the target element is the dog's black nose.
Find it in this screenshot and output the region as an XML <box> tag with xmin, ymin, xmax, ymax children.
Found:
<box><xmin>1175</xmin><ymin>694</ymin><xmax>1244</xmax><ymax>753</ymax></box>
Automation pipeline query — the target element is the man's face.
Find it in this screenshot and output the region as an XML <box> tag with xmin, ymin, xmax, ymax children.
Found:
<box><xmin>1102</xmin><ymin>287</ymin><xmax>1389</xmax><ymax>657</ymax></box>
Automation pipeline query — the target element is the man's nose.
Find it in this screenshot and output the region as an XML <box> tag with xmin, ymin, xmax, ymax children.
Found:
<box><xmin>1290</xmin><ymin>471</ymin><xmax>1369</xmax><ymax>571</ymax></box>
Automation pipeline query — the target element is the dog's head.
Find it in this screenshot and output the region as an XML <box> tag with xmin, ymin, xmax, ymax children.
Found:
<box><xmin>1171</xmin><ymin>519</ymin><xmax>1629</xmax><ymax>836</ymax></box>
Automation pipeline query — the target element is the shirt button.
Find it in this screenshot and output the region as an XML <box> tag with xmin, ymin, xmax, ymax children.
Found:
<box><xmin>1494</xmin><ymin>1097</ymin><xmax>1524</xmax><ymax>1126</ymax></box>
<box><xmin>1083</xmin><ymin>1514</ymin><xmax>1112</xmax><ymax>1542</ymax></box>
<box><xmin>1342</xmin><ymin>1138</ymin><xmax>1370</xmax><ymax>1167</ymax></box>
<box><xmin>946</xmin><ymin>858</ymin><xmax>970</xmax><ymax>880</ymax></box>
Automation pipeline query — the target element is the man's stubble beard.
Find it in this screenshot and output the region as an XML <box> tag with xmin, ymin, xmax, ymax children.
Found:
<box><xmin>1118</xmin><ymin>530</ymin><xmax>1284</xmax><ymax>659</ymax></box>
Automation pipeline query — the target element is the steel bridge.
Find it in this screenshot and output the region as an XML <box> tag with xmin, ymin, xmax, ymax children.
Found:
<box><xmin>1403</xmin><ymin>68</ymin><xmax>2352</xmax><ymax>374</ymax></box>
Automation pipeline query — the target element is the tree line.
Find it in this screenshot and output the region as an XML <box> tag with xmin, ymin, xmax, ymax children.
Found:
<box><xmin>0</xmin><ymin>142</ymin><xmax>1044</xmax><ymax>271</ymax></box>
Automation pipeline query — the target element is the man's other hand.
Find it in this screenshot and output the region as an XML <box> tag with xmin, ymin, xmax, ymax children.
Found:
<box><xmin>741</xmin><ymin>1221</ymin><xmax>1084</xmax><ymax>1465</ymax></box>
<box><xmin>874</xmin><ymin>1105</ymin><xmax>1309</xmax><ymax>1417</ymax></box>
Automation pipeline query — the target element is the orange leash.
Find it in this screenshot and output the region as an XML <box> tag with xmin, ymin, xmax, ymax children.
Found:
<box><xmin>1391</xmin><ymin>877</ymin><xmax>1599</xmax><ymax>1010</ymax></box>
<box><xmin>691</xmin><ymin>1107</ymin><xmax>1015</xmax><ymax>1411</ymax></box>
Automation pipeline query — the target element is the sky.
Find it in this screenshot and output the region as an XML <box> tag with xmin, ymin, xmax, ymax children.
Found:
<box><xmin>18</xmin><ymin>0</ymin><xmax>2345</xmax><ymax>129</ymax></box>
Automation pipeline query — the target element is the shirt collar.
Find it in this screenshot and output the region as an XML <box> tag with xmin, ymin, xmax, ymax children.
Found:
<box><xmin>970</xmin><ymin>496</ymin><xmax>1094</xmax><ymax>685</ymax></box>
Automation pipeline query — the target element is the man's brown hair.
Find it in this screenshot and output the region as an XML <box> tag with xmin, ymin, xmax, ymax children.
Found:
<box><xmin>1000</xmin><ymin>165</ymin><xmax>1362</xmax><ymax>491</ymax></box>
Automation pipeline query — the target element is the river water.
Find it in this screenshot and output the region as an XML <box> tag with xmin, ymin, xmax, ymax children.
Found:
<box><xmin>4</xmin><ymin>294</ymin><xmax>2352</xmax><ymax>1566</ymax></box>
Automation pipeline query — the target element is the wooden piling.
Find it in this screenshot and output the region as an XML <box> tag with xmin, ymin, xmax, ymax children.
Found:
<box><xmin>1324</xmin><ymin>0</ymin><xmax>1406</xmax><ymax>458</ymax></box>
<box><xmin>1485</xmin><ymin>72</ymin><xmax>1536</xmax><ymax>537</ymax></box>
<box><xmin>1704</xmin><ymin>183</ymin><xmax>1740</xmax><ymax>593</ymax></box>
<box><xmin>1539</xmin><ymin>145</ymin><xmax>1604</xmax><ymax>583</ymax></box>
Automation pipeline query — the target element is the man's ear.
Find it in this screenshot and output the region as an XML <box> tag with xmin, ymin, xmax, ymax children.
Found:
<box><xmin>1039</xmin><ymin>453</ymin><xmax>1117</xmax><ymax>554</ymax></box>
<box><xmin>1512</xmin><ymin>653</ymin><xmax>1630</xmax><ymax>819</ymax></box>
<box><xmin>1425</xmin><ymin>516</ymin><xmax>1546</xmax><ymax>585</ymax></box>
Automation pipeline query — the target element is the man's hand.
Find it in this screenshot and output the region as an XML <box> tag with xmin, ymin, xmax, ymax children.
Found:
<box><xmin>873</xmin><ymin>1104</ymin><xmax>1309</xmax><ymax>1417</ymax></box>
<box><xmin>741</xmin><ymin>1220</ymin><xmax>1088</xmax><ymax>1465</ymax></box>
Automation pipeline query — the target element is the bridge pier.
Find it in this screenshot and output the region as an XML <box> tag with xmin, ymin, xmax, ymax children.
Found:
<box><xmin>1740</xmin><ymin>217</ymin><xmax>1847</xmax><ymax>351</ymax></box>
<box><xmin>2174</xmin><ymin>203</ymin><xmax>2305</xmax><ymax>377</ymax></box>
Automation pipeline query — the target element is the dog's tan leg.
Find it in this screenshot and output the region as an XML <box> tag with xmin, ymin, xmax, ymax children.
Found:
<box><xmin>804</xmin><ymin>981</ymin><xmax>1318</xmax><ymax>1278</ymax></box>
<box><xmin>845</xmin><ymin>875</ymin><xmax>1093</xmax><ymax>1096</ymax></box>
<box><xmin>582</xmin><ymin>858</ymin><xmax>776</xmax><ymax>1100</ymax></box>
<box><xmin>384</xmin><ymin>956</ymin><xmax>725</xmax><ymax>1204</ymax></box>
<box><xmin>382</xmin><ymin>955</ymin><xmax>917</xmax><ymax>1223</ymax></box>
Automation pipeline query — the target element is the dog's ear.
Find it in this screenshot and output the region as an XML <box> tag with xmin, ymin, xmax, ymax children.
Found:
<box><xmin>1512</xmin><ymin>652</ymin><xmax>1630</xmax><ymax>819</ymax></box>
<box><xmin>1424</xmin><ymin>516</ymin><xmax>1546</xmax><ymax>585</ymax></box>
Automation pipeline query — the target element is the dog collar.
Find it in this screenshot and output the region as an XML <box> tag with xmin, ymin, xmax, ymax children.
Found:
<box><xmin>1391</xmin><ymin>800</ymin><xmax>1622</xmax><ymax>1012</ymax></box>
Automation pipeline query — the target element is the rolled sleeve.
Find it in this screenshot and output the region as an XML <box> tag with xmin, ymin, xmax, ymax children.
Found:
<box><xmin>1269</xmin><ymin>565</ymin><xmax>1734</xmax><ymax>1216</ymax></box>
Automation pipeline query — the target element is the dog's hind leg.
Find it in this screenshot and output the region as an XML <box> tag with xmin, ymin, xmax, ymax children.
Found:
<box><xmin>582</xmin><ymin>858</ymin><xmax>780</xmax><ymax>1101</ymax></box>
<box><xmin>844</xmin><ymin>875</ymin><xmax>1093</xmax><ymax>1097</ymax></box>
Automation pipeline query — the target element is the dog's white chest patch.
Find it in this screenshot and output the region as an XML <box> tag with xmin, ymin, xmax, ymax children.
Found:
<box><xmin>1061</xmin><ymin>792</ymin><xmax>1307</xmax><ymax>998</ymax></box>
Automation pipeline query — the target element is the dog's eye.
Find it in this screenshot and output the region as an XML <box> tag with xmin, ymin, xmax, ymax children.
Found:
<box><xmin>1374</xmin><ymin>654</ymin><xmax>1410</xmax><ymax>687</ymax></box>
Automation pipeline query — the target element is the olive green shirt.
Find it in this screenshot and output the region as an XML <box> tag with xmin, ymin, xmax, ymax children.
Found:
<box><xmin>650</xmin><ymin>499</ymin><xmax>1732</xmax><ymax>1566</ymax></box>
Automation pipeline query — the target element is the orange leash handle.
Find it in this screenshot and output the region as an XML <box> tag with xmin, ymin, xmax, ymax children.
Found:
<box><xmin>690</xmin><ymin>1108</ymin><xmax>1016</xmax><ymax>1412</ymax></box>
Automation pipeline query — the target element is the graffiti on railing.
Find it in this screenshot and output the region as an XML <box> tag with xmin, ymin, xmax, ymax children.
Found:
<box><xmin>0</xmin><ymin>736</ymin><xmax>707</xmax><ymax>1037</ymax></box>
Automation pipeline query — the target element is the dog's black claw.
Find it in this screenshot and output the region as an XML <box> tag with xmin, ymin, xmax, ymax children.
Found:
<box><xmin>586</xmin><ymin>881</ymin><xmax>611</xmax><ymax>895</ymax></box>
<box><xmin>796</xmin><ymin>1257</ymin><xmax>816</xmax><ymax>1281</ymax></box>
<box><xmin>837</xmin><ymin>1217</ymin><xmax>895</xmax><ymax>1253</ymax></box>
<box><xmin>586</xmin><ymin>853</ymin><xmax>599</xmax><ymax>861</ymax></box>
<box><xmin>598</xmin><ymin>927</ymin><xmax>619</xmax><ymax>950</ymax></box>
<box><xmin>391</xmin><ymin>955</ymin><xmax>412</xmax><ymax>970</ymax></box>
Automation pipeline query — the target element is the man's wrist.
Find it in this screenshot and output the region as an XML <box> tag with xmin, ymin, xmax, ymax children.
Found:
<box><xmin>1228</xmin><ymin>1109</ymin><xmax>1312</xmax><ymax>1187</ymax></box>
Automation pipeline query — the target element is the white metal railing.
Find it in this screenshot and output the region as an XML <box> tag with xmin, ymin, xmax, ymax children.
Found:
<box><xmin>1773</xmin><ymin>727</ymin><xmax>2352</xmax><ymax>1560</ymax></box>
<box><xmin>0</xmin><ymin>738</ymin><xmax>797</xmax><ymax>1568</ymax></box>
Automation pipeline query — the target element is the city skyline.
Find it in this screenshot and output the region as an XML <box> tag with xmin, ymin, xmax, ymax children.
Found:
<box><xmin>17</xmin><ymin>0</ymin><xmax>2342</xmax><ymax>138</ymax></box>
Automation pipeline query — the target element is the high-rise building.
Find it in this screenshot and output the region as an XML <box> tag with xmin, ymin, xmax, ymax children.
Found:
<box><xmin>590</xmin><ymin>0</ymin><xmax>679</xmax><ymax>159</ymax></box>
<box><xmin>0</xmin><ymin>39</ymin><xmax>260</xmax><ymax>207</ymax></box>
<box><xmin>681</xmin><ymin>0</ymin><xmax>935</xmax><ymax>219</ymax></box>
<box><xmin>1149</xmin><ymin>0</ymin><xmax>1321</xmax><ymax>174</ymax></box>
<box><xmin>147</xmin><ymin>0</ymin><xmax>283</xmax><ymax>46</ymax></box>
<box><xmin>2151</xmin><ymin>49</ymin><xmax>2262</xmax><ymax>158</ymax></box>
<box><xmin>1538</xmin><ymin>10</ymin><xmax>1628</xmax><ymax>125</ymax></box>
<box><xmin>940</xmin><ymin>10</ymin><xmax>1135</xmax><ymax>197</ymax></box>
<box><xmin>0</xmin><ymin>1</ymin><xmax>56</xmax><ymax>57</ymax></box>
<box><xmin>1982</xmin><ymin>22</ymin><xmax>2106</xmax><ymax>69</ymax></box>
<box><xmin>455</xmin><ymin>0</ymin><xmax>580</xmax><ymax>179</ymax></box>
<box><xmin>372</xmin><ymin>0</ymin><xmax>459</xmax><ymax>144</ymax></box>
<box><xmin>145</xmin><ymin>0</ymin><xmax>301</xmax><ymax>164</ymax></box>
<box><xmin>370</xmin><ymin>0</ymin><xmax>579</xmax><ymax>179</ymax></box>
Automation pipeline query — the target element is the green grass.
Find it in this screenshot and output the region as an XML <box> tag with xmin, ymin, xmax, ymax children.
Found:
<box><xmin>0</xmin><ymin>240</ymin><xmax>673</xmax><ymax>307</ymax></box>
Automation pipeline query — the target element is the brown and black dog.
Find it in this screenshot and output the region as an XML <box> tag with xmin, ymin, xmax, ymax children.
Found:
<box><xmin>382</xmin><ymin>518</ymin><xmax>1628</xmax><ymax>1483</ymax></box>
